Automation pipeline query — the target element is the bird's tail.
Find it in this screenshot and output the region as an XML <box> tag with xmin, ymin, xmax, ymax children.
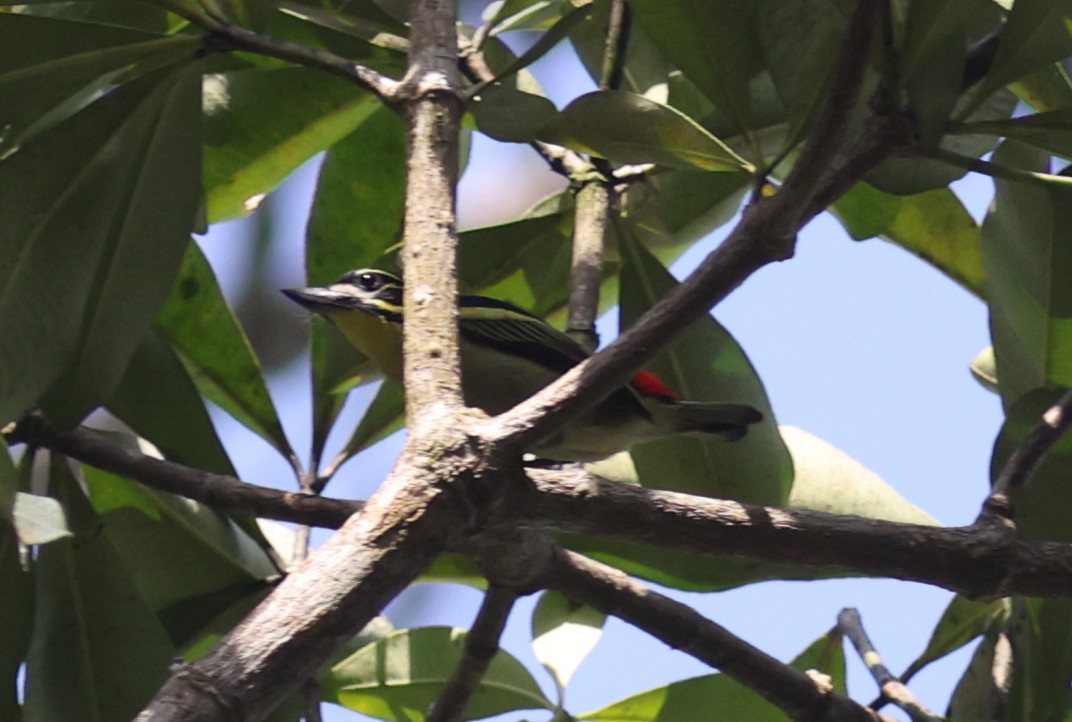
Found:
<box><xmin>659</xmin><ymin>401</ymin><xmax>763</xmax><ymax>442</ymax></box>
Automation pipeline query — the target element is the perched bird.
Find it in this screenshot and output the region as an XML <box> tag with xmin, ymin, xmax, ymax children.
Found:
<box><xmin>283</xmin><ymin>269</ymin><xmax>761</xmax><ymax>461</ymax></box>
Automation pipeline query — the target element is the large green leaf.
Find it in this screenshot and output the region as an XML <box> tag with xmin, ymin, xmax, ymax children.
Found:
<box><xmin>336</xmin><ymin>379</ymin><xmax>406</xmax><ymax>465</ymax></box>
<box><xmin>82</xmin><ymin>464</ymin><xmax>278</xmax><ymax>646</ymax></box>
<box><xmin>541</xmin><ymin>90</ymin><xmax>752</xmax><ymax>172</ymax></box>
<box><xmin>959</xmin><ymin>106</ymin><xmax>1072</xmax><ymax>160</ymax></box>
<box><xmin>0</xmin><ymin>13</ymin><xmax>198</xmax><ymax>151</ymax></box>
<box><xmin>981</xmin><ymin>141</ymin><xmax>1072</xmax><ymax>407</ymax></box>
<box><xmin>322</xmin><ymin>626</ymin><xmax>553</xmax><ymax>721</ymax></box>
<box><xmin>0</xmin><ymin>64</ymin><xmax>200</xmax><ymax>425</ymax></box>
<box><xmin>961</xmin><ymin>0</ymin><xmax>1072</xmax><ymax>118</ymax></box>
<box><xmin>568</xmin><ymin>0</ymin><xmax>674</xmax><ymax>98</ymax></box>
<box><xmin>832</xmin><ymin>183</ymin><xmax>984</xmax><ymax>297</ymax></box>
<box><xmin>22</xmin><ymin>460</ymin><xmax>174</xmax><ymax>722</ymax></box>
<box><xmin>783</xmin><ymin>426</ymin><xmax>936</xmax><ymax>524</ymax></box>
<box><xmin>757</xmin><ymin>0</ymin><xmax>849</xmax><ymax>153</ymax></box>
<box><xmin>618</xmin><ymin>225</ymin><xmax>791</xmax><ymax>505</ymax></box>
<box><xmin>902</xmin><ymin>595</ymin><xmax>1005</xmax><ymax>683</ymax></box>
<box><xmin>305</xmin><ymin>106</ymin><xmax>407</xmax><ymax>462</ymax></box>
<box><xmin>580</xmin><ymin>628</ymin><xmax>845</xmax><ymax>722</ymax></box>
<box><xmin>155</xmin><ymin>241</ymin><xmax>290</xmax><ymax>456</ymax></box>
<box><xmin>202</xmin><ymin>66</ymin><xmax>381</xmax><ymax>223</ymax></box>
<box><xmin>37</xmin><ymin>63</ymin><xmax>203</xmax><ymax>426</ymax></box>
<box><xmin>107</xmin><ymin>327</ymin><xmax>235</xmax><ymax>475</ymax></box>
<box><xmin>628</xmin><ymin>0</ymin><xmax>763</xmax><ymax>149</ymax></box>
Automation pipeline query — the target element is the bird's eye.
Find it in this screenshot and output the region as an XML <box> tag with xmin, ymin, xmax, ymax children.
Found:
<box><xmin>356</xmin><ymin>272</ymin><xmax>383</xmax><ymax>292</ymax></box>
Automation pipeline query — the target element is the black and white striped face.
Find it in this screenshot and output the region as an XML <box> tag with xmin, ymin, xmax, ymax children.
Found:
<box><xmin>282</xmin><ymin>268</ymin><xmax>404</xmax><ymax>321</ymax></box>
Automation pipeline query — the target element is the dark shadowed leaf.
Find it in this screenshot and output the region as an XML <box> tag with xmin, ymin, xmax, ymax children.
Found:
<box><xmin>23</xmin><ymin>460</ymin><xmax>174</xmax><ymax>722</ymax></box>
<box><xmin>982</xmin><ymin>141</ymin><xmax>1072</xmax><ymax>407</ymax></box>
<box><xmin>108</xmin><ymin>327</ymin><xmax>236</xmax><ymax>475</ymax></box>
<box><xmin>0</xmin><ymin>64</ymin><xmax>200</xmax><ymax>425</ymax></box>
<box><xmin>155</xmin><ymin>241</ymin><xmax>290</xmax><ymax>457</ymax></box>
<box><xmin>337</xmin><ymin>379</ymin><xmax>406</xmax><ymax>463</ymax></box>
<box><xmin>0</xmin><ymin>521</ymin><xmax>32</xmax><ymax>722</ymax></box>
<box><xmin>322</xmin><ymin>626</ymin><xmax>552</xmax><ymax>721</ymax></box>
<box><xmin>958</xmin><ymin>106</ymin><xmax>1072</xmax><ymax>160</ymax></box>
<box><xmin>473</xmin><ymin>84</ymin><xmax>558</xmax><ymax>143</ymax></box>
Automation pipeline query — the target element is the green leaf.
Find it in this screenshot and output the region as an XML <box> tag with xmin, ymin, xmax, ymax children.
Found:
<box><xmin>532</xmin><ymin>591</ymin><xmax>606</xmax><ymax>697</ymax></box>
<box><xmin>23</xmin><ymin>459</ymin><xmax>174</xmax><ymax>722</ymax></box>
<box><xmin>202</xmin><ymin>66</ymin><xmax>381</xmax><ymax>223</ymax></box>
<box><xmin>907</xmin><ymin>26</ymin><xmax>968</xmax><ymax>149</ymax></box>
<box><xmin>305</xmin><ymin>106</ymin><xmax>406</xmax><ymax>461</ymax></box>
<box><xmin>39</xmin><ymin>62</ymin><xmax>203</xmax><ymax>425</ymax></box>
<box><xmin>991</xmin><ymin>389</ymin><xmax>1072</xmax><ymax>543</ymax></box>
<box><xmin>618</xmin><ymin>225</ymin><xmax>792</xmax><ymax>505</ymax></box>
<box><xmin>899</xmin><ymin>0</ymin><xmax>1003</xmax><ymax>91</ymax></box>
<box><xmin>155</xmin><ymin>241</ymin><xmax>290</xmax><ymax>456</ymax></box>
<box><xmin>970</xmin><ymin>346</ymin><xmax>999</xmax><ymax>394</ymax></box>
<box><xmin>567</xmin><ymin>0</ymin><xmax>674</xmax><ymax>98</ymax></box>
<box><xmin>831</xmin><ymin>184</ymin><xmax>984</xmax><ymax>297</ymax></box>
<box><xmin>0</xmin><ymin>14</ymin><xmax>198</xmax><ymax>151</ymax></box>
<box><xmin>322</xmin><ymin>626</ymin><xmax>553</xmax><ymax>721</ymax></box>
<box><xmin>0</xmin><ymin>63</ymin><xmax>200</xmax><ymax>425</ymax></box>
<box><xmin>337</xmin><ymin>379</ymin><xmax>406</xmax><ymax>464</ymax></box>
<box><xmin>1010</xmin><ymin>62</ymin><xmax>1072</xmax><ymax>112</ymax></box>
<box><xmin>1003</xmin><ymin>597</ymin><xmax>1072</xmax><ymax>722</ymax></box>
<box><xmin>476</xmin><ymin>2</ymin><xmax>591</xmax><ymax>92</ymax></box>
<box><xmin>11</xmin><ymin>492</ymin><xmax>71</xmax><ymax>546</ymax></box>
<box><xmin>580</xmin><ymin>628</ymin><xmax>844</xmax><ymax>722</ymax></box>
<box><xmin>108</xmin><ymin>327</ymin><xmax>236</xmax><ymax>475</ymax></box>
<box><xmin>784</xmin><ymin>426</ymin><xmax>937</xmax><ymax>525</ymax></box>
<box><xmin>0</xmin><ymin>436</ymin><xmax>13</xmax><ymax>521</ymax></box>
<box><xmin>958</xmin><ymin>106</ymin><xmax>1072</xmax><ymax>159</ymax></box>
<box><xmin>946</xmin><ymin>618</ymin><xmax>1007</xmax><ymax>722</ymax></box>
<box><xmin>982</xmin><ymin>140</ymin><xmax>1072</xmax><ymax>407</ymax></box>
<box><xmin>903</xmin><ymin>595</ymin><xmax>1005</xmax><ymax>682</ymax></box>
<box><xmin>962</xmin><ymin>0</ymin><xmax>1072</xmax><ymax>117</ymax></box>
<box><xmin>757</xmin><ymin>0</ymin><xmax>849</xmax><ymax>153</ymax></box>
<box><xmin>472</xmin><ymin>84</ymin><xmax>558</xmax><ymax>143</ymax></box>
<box><xmin>542</xmin><ymin>90</ymin><xmax>752</xmax><ymax>172</ymax></box>
<box><xmin>82</xmin><ymin>464</ymin><xmax>278</xmax><ymax>646</ymax></box>
<box><xmin>0</xmin><ymin>521</ymin><xmax>32</xmax><ymax>722</ymax></box>
<box><xmin>628</xmin><ymin>0</ymin><xmax>763</xmax><ymax>146</ymax></box>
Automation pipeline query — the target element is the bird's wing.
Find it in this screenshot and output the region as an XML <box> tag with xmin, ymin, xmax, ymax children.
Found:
<box><xmin>458</xmin><ymin>295</ymin><xmax>589</xmax><ymax>373</ymax></box>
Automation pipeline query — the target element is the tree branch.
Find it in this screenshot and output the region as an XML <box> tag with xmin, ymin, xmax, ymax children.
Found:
<box><xmin>6</xmin><ymin>413</ymin><xmax>358</xmax><ymax>529</ymax></box>
<box><xmin>543</xmin><ymin>549</ymin><xmax>881</xmax><ymax>722</ymax></box>
<box><xmin>977</xmin><ymin>387</ymin><xmax>1072</xmax><ymax>527</ymax></box>
<box><xmin>525</xmin><ymin>469</ymin><xmax>1072</xmax><ymax>599</ymax></box>
<box><xmin>837</xmin><ymin>608</ymin><xmax>942</xmax><ymax>722</ymax></box>
<box><xmin>426</xmin><ymin>587</ymin><xmax>519</xmax><ymax>722</ymax></box>
<box><xmin>158</xmin><ymin>0</ymin><xmax>400</xmax><ymax>105</ymax></box>
<box><xmin>483</xmin><ymin>0</ymin><xmax>895</xmax><ymax>455</ymax></box>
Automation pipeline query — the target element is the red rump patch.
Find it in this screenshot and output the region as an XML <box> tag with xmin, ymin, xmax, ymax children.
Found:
<box><xmin>631</xmin><ymin>370</ymin><xmax>677</xmax><ymax>400</ymax></box>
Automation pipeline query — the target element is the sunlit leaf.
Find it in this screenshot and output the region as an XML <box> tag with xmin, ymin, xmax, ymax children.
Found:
<box><xmin>532</xmin><ymin>591</ymin><xmax>606</xmax><ymax>697</ymax></box>
<box><xmin>11</xmin><ymin>492</ymin><xmax>71</xmax><ymax>546</ymax></box>
<box><xmin>322</xmin><ymin>627</ymin><xmax>553</xmax><ymax>721</ymax></box>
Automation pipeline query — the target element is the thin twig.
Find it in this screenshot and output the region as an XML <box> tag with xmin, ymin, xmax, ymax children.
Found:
<box><xmin>599</xmin><ymin>0</ymin><xmax>631</xmax><ymax>91</ymax></box>
<box><xmin>977</xmin><ymin>388</ymin><xmax>1072</xmax><ymax>526</ymax></box>
<box><xmin>426</xmin><ymin>587</ymin><xmax>520</xmax><ymax>722</ymax></box>
<box><xmin>544</xmin><ymin>549</ymin><xmax>880</xmax><ymax>722</ymax></box>
<box><xmin>837</xmin><ymin>609</ymin><xmax>942</xmax><ymax>722</ymax></box>
<box><xmin>159</xmin><ymin>0</ymin><xmax>400</xmax><ymax>105</ymax></box>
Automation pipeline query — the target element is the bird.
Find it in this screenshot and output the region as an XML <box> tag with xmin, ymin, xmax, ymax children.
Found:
<box><xmin>283</xmin><ymin>268</ymin><xmax>762</xmax><ymax>461</ymax></box>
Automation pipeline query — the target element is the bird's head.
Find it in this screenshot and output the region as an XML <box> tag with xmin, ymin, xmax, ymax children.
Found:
<box><xmin>282</xmin><ymin>268</ymin><xmax>404</xmax><ymax>322</ymax></box>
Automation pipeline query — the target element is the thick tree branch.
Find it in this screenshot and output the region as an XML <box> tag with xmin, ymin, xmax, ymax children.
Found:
<box><xmin>838</xmin><ymin>608</ymin><xmax>941</xmax><ymax>722</ymax></box>
<box><xmin>426</xmin><ymin>587</ymin><xmax>519</xmax><ymax>722</ymax></box>
<box><xmin>977</xmin><ymin>388</ymin><xmax>1072</xmax><ymax>526</ymax></box>
<box><xmin>483</xmin><ymin>0</ymin><xmax>895</xmax><ymax>455</ymax></box>
<box><xmin>543</xmin><ymin>549</ymin><xmax>881</xmax><ymax>722</ymax></box>
<box><xmin>525</xmin><ymin>469</ymin><xmax>1072</xmax><ymax>599</ymax></box>
<box><xmin>158</xmin><ymin>0</ymin><xmax>400</xmax><ymax>104</ymax></box>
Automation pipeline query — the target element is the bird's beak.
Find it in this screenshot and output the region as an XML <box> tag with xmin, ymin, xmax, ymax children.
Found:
<box><xmin>281</xmin><ymin>286</ymin><xmax>351</xmax><ymax>312</ymax></box>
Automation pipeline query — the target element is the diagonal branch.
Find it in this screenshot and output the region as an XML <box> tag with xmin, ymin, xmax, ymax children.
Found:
<box><xmin>426</xmin><ymin>587</ymin><xmax>520</xmax><ymax>722</ymax></box>
<box><xmin>484</xmin><ymin>0</ymin><xmax>895</xmax><ymax>455</ymax></box>
<box><xmin>977</xmin><ymin>388</ymin><xmax>1072</xmax><ymax>527</ymax></box>
<box><xmin>542</xmin><ymin>549</ymin><xmax>883</xmax><ymax>722</ymax></box>
<box><xmin>838</xmin><ymin>608</ymin><xmax>942</xmax><ymax>722</ymax></box>
<box><xmin>158</xmin><ymin>0</ymin><xmax>400</xmax><ymax>104</ymax></box>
